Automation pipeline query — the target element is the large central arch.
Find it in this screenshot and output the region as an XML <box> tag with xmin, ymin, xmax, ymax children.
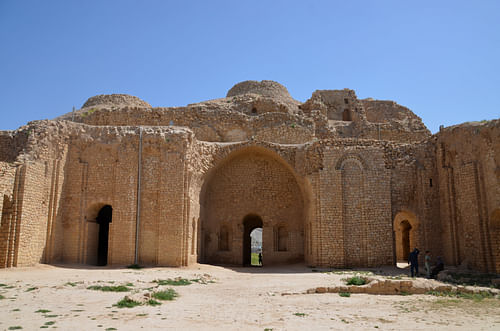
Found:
<box><xmin>199</xmin><ymin>146</ymin><xmax>306</xmax><ymax>266</ymax></box>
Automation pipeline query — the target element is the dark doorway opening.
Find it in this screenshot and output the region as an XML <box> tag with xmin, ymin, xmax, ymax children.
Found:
<box><xmin>242</xmin><ymin>214</ymin><xmax>263</xmax><ymax>266</ymax></box>
<box><xmin>401</xmin><ymin>220</ymin><xmax>412</xmax><ymax>261</ymax></box>
<box><xmin>96</xmin><ymin>205</ymin><xmax>112</xmax><ymax>266</ymax></box>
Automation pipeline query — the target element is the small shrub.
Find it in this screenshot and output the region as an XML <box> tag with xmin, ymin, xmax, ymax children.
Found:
<box><xmin>126</xmin><ymin>263</ymin><xmax>143</xmax><ymax>269</ymax></box>
<box><xmin>8</xmin><ymin>327</ymin><xmax>23</xmax><ymax>330</ymax></box>
<box><xmin>152</xmin><ymin>289</ymin><xmax>178</xmax><ymax>301</ymax></box>
<box><xmin>339</xmin><ymin>292</ymin><xmax>351</xmax><ymax>297</ymax></box>
<box><xmin>26</xmin><ymin>287</ymin><xmax>38</xmax><ymax>292</ymax></box>
<box><xmin>105</xmin><ymin>328</ymin><xmax>117</xmax><ymax>331</ymax></box>
<box><xmin>154</xmin><ymin>278</ymin><xmax>192</xmax><ymax>286</ymax></box>
<box><xmin>293</xmin><ymin>312</ymin><xmax>307</xmax><ymax>317</ymax></box>
<box><xmin>345</xmin><ymin>276</ymin><xmax>366</xmax><ymax>286</ymax></box>
<box><xmin>44</xmin><ymin>314</ymin><xmax>58</xmax><ymax>318</ymax></box>
<box><xmin>146</xmin><ymin>299</ymin><xmax>161</xmax><ymax>306</ymax></box>
<box><xmin>35</xmin><ymin>309</ymin><xmax>51</xmax><ymax>313</ymax></box>
<box><xmin>87</xmin><ymin>285</ymin><xmax>130</xmax><ymax>292</ymax></box>
<box><xmin>114</xmin><ymin>297</ymin><xmax>141</xmax><ymax>308</ymax></box>
<box><xmin>44</xmin><ymin>321</ymin><xmax>55</xmax><ymax>326</ymax></box>
<box><xmin>0</xmin><ymin>294</ymin><xmax>5</xmax><ymax>300</ymax></box>
<box><xmin>65</xmin><ymin>282</ymin><xmax>77</xmax><ymax>287</ymax></box>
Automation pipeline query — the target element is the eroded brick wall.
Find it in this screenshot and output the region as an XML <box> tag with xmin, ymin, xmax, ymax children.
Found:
<box><xmin>437</xmin><ymin>120</ymin><xmax>500</xmax><ymax>272</ymax></box>
<box><xmin>60</xmin><ymin>126</ymin><xmax>192</xmax><ymax>267</ymax></box>
<box><xmin>200</xmin><ymin>148</ymin><xmax>305</xmax><ymax>265</ymax></box>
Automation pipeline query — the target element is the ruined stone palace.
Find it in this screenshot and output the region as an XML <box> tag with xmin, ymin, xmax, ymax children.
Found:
<box><xmin>1</xmin><ymin>81</ymin><xmax>499</xmax><ymax>272</ymax></box>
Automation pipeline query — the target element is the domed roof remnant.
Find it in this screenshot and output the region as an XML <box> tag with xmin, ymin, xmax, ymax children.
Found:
<box><xmin>226</xmin><ymin>80</ymin><xmax>295</xmax><ymax>101</ymax></box>
<box><xmin>82</xmin><ymin>94</ymin><xmax>151</xmax><ymax>109</ymax></box>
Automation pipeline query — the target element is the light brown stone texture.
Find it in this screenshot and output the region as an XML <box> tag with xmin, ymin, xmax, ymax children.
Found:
<box><xmin>0</xmin><ymin>80</ymin><xmax>498</xmax><ymax>273</ymax></box>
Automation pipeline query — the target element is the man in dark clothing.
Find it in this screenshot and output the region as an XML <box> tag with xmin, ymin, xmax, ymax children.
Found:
<box><xmin>408</xmin><ymin>248</ymin><xmax>420</xmax><ymax>277</ymax></box>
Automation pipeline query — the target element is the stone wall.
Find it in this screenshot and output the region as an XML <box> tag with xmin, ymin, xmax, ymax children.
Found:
<box><xmin>436</xmin><ymin>120</ymin><xmax>500</xmax><ymax>272</ymax></box>
<box><xmin>0</xmin><ymin>83</ymin><xmax>497</xmax><ymax>273</ymax></box>
<box><xmin>200</xmin><ymin>147</ymin><xmax>305</xmax><ymax>265</ymax></box>
<box><xmin>73</xmin><ymin>107</ymin><xmax>315</xmax><ymax>144</ymax></box>
<box><xmin>59</xmin><ymin>125</ymin><xmax>193</xmax><ymax>266</ymax></box>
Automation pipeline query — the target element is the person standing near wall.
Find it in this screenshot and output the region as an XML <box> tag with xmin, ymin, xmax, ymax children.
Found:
<box><xmin>425</xmin><ymin>251</ymin><xmax>431</xmax><ymax>278</ymax></box>
<box><xmin>408</xmin><ymin>248</ymin><xmax>420</xmax><ymax>277</ymax></box>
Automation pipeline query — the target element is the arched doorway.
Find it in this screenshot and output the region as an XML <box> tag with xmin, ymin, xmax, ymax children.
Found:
<box><xmin>400</xmin><ymin>220</ymin><xmax>412</xmax><ymax>261</ymax></box>
<box><xmin>199</xmin><ymin>147</ymin><xmax>306</xmax><ymax>266</ymax></box>
<box><xmin>394</xmin><ymin>211</ymin><xmax>419</xmax><ymax>262</ymax></box>
<box><xmin>96</xmin><ymin>205</ymin><xmax>112</xmax><ymax>266</ymax></box>
<box><xmin>243</xmin><ymin>214</ymin><xmax>263</xmax><ymax>266</ymax></box>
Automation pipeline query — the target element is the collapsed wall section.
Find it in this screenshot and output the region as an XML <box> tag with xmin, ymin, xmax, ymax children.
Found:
<box><xmin>71</xmin><ymin>107</ymin><xmax>315</xmax><ymax>144</ymax></box>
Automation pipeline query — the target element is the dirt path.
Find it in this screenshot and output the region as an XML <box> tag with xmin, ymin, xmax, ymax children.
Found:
<box><xmin>1</xmin><ymin>264</ymin><xmax>499</xmax><ymax>330</ymax></box>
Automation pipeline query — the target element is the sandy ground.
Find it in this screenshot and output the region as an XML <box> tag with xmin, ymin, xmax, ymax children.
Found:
<box><xmin>1</xmin><ymin>263</ymin><xmax>499</xmax><ymax>331</ymax></box>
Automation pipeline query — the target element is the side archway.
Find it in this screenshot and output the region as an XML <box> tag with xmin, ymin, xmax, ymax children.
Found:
<box><xmin>85</xmin><ymin>203</ymin><xmax>113</xmax><ymax>266</ymax></box>
<box><xmin>393</xmin><ymin>211</ymin><xmax>419</xmax><ymax>262</ymax></box>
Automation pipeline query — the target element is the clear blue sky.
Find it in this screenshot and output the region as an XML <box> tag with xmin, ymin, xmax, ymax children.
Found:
<box><xmin>1</xmin><ymin>1</ymin><xmax>499</xmax><ymax>133</ymax></box>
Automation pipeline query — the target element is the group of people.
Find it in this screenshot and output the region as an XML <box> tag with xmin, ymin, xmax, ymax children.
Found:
<box><xmin>407</xmin><ymin>248</ymin><xmax>444</xmax><ymax>278</ymax></box>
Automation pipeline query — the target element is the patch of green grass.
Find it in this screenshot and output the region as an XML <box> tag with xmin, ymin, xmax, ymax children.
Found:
<box><xmin>126</xmin><ymin>282</ymin><xmax>134</xmax><ymax>287</ymax></box>
<box><xmin>345</xmin><ymin>276</ymin><xmax>366</xmax><ymax>286</ymax></box>
<box><xmin>114</xmin><ymin>297</ymin><xmax>141</xmax><ymax>308</ymax></box>
<box><xmin>81</xmin><ymin>108</ymin><xmax>97</xmax><ymax>118</ymax></box>
<box><xmin>44</xmin><ymin>321</ymin><xmax>55</xmax><ymax>326</ymax></box>
<box><xmin>0</xmin><ymin>294</ymin><xmax>5</xmax><ymax>299</ymax></box>
<box><xmin>8</xmin><ymin>327</ymin><xmax>23</xmax><ymax>330</ymax></box>
<box><xmin>293</xmin><ymin>312</ymin><xmax>307</xmax><ymax>317</ymax></box>
<box><xmin>445</xmin><ymin>272</ymin><xmax>500</xmax><ymax>288</ymax></box>
<box><xmin>154</xmin><ymin>278</ymin><xmax>191</xmax><ymax>286</ymax></box>
<box><xmin>426</xmin><ymin>290</ymin><xmax>494</xmax><ymax>301</ymax></box>
<box><xmin>400</xmin><ymin>291</ymin><xmax>412</xmax><ymax>296</ymax></box>
<box><xmin>26</xmin><ymin>287</ymin><xmax>38</xmax><ymax>292</ymax></box>
<box><xmin>105</xmin><ymin>328</ymin><xmax>117</xmax><ymax>331</ymax></box>
<box><xmin>65</xmin><ymin>282</ymin><xmax>78</xmax><ymax>287</ymax></box>
<box><xmin>146</xmin><ymin>299</ymin><xmax>161</xmax><ymax>306</ymax></box>
<box><xmin>339</xmin><ymin>292</ymin><xmax>351</xmax><ymax>297</ymax></box>
<box><xmin>251</xmin><ymin>252</ymin><xmax>261</xmax><ymax>266</ymax></box>
<box><xmin>126</xmin><ymin>263</ymin><xmax>143</xmax><ymax>269</ymax></box>
<box><xmin>152</xmin><ymin>289</ymin><xmax>178</xmax><ymax>301</ymax></box>
<box><xmin>35</xmin><ymin>309</ymin><xmax>51</xmax><ymax>313</ymax></box>
<box><xmin>87</xmin><ymin>285</ymin><xmax>131</xmax><ymax>292</ymax></box>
